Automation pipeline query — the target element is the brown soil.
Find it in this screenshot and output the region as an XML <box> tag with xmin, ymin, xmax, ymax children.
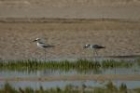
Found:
<box><xmin>0</xmin><ymin>74</ymin><xmax>140</xmax><ymax>81</ymax></box>
<box><xmin>0</xmin><ymin>19</ymin><xmax>140</xmax><ymax>60</ymax></box>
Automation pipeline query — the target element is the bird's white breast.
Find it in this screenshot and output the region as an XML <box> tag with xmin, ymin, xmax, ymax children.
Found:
<box><xmin>37</xmin><ymin>42</ymin><xmax>44</xmax><ymax>48</ymax></box>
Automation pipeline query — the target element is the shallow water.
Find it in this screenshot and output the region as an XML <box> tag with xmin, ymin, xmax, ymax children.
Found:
<box><xmin>0</xmin><ymin>57</ymin><xmax>139</xmax><ymax>90</ymax></box>
<box><xmin>0</xmin><ymin>66</ymin><xmax>140</xmax><ymax>78</ymax></box>
<box><xmin>1</xmin><ymin>56</ymin><xmax>140</xmax><ymax>78</ymax></box>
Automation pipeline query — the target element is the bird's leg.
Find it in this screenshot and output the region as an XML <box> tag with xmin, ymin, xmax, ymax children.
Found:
<box><xmin>94</xmin><ymin>50</ymin><xmax>98</xmax><ymax>57</ymax></box>
<box><xmin>44</xmin><ymin>49</ymin><xmax>47</xmax><ymax>61</ymax></box>
<box><xmin>114</xmin><ymin>64</ymin><xmax>117</xmax><ymax>84</ymax></box>
<box><xmin>93</xmin><ymin>50</ymin><xmax>97</xmax><ymax>62</ymax></box>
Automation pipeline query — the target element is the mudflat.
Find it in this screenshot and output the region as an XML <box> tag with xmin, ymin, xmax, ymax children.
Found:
<box><xmin>1</xmin><ymin>74</ymin><xmax>140</xmax><ymax>81</ymax></box>
<box><xmin>0</xmin><ymin>0</ymin><xmax>140</xmax><ymax>20</ymax></box>
<box><xmin>0</xmin><ymin>0</ymin><xmax>140</xmax><ymax>60</ymax></box>
<box><xmin>0</xmin><ymin>19</ymin><xmax>140</xmax><ymax>60</ymax></box>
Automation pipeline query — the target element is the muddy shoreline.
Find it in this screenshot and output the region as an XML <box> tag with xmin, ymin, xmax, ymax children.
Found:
<box><xmin>0</xmin><ymin>18</ymin><xmax>139</xmax><ymax>23</ymax></box>
<box><xmin>0</xmin><ymin>74</ymin><xmax>140</xmax><ymax>81</ymax></box>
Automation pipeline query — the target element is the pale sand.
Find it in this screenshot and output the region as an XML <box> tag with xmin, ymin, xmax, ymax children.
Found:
<box><xmin>0</xmin><ymin>0</ymin><xmax>140</xmax><ymax>60</ymax></box>
<box><xmin>0</xmin><ymin>19</ymin><xmax>140</xmax><ymax>60</ymax></box>
<box><xmin>0</xmin><ymin>0</ymin><xmax>140</xmax><ymax>20</ymax></box>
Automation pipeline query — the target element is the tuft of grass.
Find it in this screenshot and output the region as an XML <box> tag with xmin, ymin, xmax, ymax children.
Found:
<box><xmin>119</xmin><ymin>83</ymin><xmax>127</xmax><ymax>93</ymax></box>
<box><xmin>0</xmin><ymin>82</ymin><xmax>139</xmax><ymax>93</ymax></box>
<box><xmin>134</xmin><ymin>88</ymin><xmax>140</xmax><ymax>93</ymax></box>
<box><xmin>137</xmin><ymin>58</ymin><xmax>140</xmax><ymax>66</ymax></box>
<box><xmin>102</xmin><ymin>60</ymin><xmax>133</xmax><ymax>68</ymax></box>
<box><xmin>1</xmin><ymin>82</ymin><xmax>17</xmax><ymax>93</ymax></box>
<box><xmin>0</xmin><ymin>59</ymin><xmax>138</xmax><ymax>73</ymax></box>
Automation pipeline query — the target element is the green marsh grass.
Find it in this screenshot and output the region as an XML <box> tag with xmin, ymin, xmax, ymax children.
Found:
<box><xmin>0</xmin><ymin>82</ymin><xmax>139</xmax><ymax>93</ymax></box>
<box><xmin>0</xmin><ymin>59</ymin><xmax>138</xmax><ymax>72</ymax></box>
<box><xmin>137</xmin><ymin>58</ymin><xmax>140</xmax><ymax>66</ymax></box>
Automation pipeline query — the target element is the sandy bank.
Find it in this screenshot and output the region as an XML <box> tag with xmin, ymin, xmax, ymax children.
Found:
<box><xmin>0</xmin><ymin>74</ymin><xmax>140</xmax><ymax>81</ymax></box>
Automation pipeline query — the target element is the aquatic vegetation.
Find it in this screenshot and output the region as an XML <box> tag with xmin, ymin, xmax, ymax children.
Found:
<box><xmin>101</xmin><ymin>60</ymin><xmax>133</xmax><ymax>68</ymax></box>
<box><xmin>0</xmin><ymin>59</ymin><xmax>138</xmax><ymax>72</ymax></box>
<box><xmin>119</xmin><ymin>83</ymin><xmax>127</xmax><ymax>93</ymax></box>
<box><xmin>134</xmin><ymin>88</ymin><xmax>140</xmax><ymax>93</ymax></box>
<box><xmin>137</xmin><ymin>58</ymin><xmax>140</xmax><ymax>66</ymax></box>
<box><xmin>0</xmin><ymin>82</ymin><xmax>139</xmax><ymax>93</ymax></box>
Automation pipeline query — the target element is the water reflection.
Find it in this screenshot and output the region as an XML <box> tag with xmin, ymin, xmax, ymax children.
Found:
<box><xmin>0</xmin><ymin>67</ymin><xmax>140</xmax><ymax>78</ymax></box>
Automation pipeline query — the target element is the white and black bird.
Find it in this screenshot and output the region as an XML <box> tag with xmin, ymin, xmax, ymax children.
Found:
<box><xmin>33</xmin><ymin>38</ymin><xmax>54</xmax><ymax>49</ymax></box>
<box><xmin>84</xmin><ymin>44</ymin><xmax>105</xmax><ymax>56</ymax></box>
<box><xmin>33</xmin><ymin>38</ymin><xmax>54</xmax><ymax>60</ymax></box>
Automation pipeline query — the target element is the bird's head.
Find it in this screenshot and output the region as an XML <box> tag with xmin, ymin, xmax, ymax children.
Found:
<box><xmin>33</xmin><ymin>38</ymin><xmax>41</xmax><ymax>42</ymax></box>
<box><xmin>83</xmin><ymin>44</ymin><xmax>90</xmax><ymax>49</ymax></box>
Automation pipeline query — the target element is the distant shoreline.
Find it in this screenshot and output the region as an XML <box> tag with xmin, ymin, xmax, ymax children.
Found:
<box><xmin>0</xmin><ymin>18</ymin><xmax>139</xmax><ymax>23</ymax></box>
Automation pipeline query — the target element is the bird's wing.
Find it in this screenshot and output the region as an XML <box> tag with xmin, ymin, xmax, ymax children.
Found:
<box><xmin>43</xmin><ymin>44</ymin><xmax>54</xmax><ymax>48</ymax></box>
<box><xmin>93</xmin><ymin>45</ymin><xmax>105</xmax><ymax>48</ymax></box>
